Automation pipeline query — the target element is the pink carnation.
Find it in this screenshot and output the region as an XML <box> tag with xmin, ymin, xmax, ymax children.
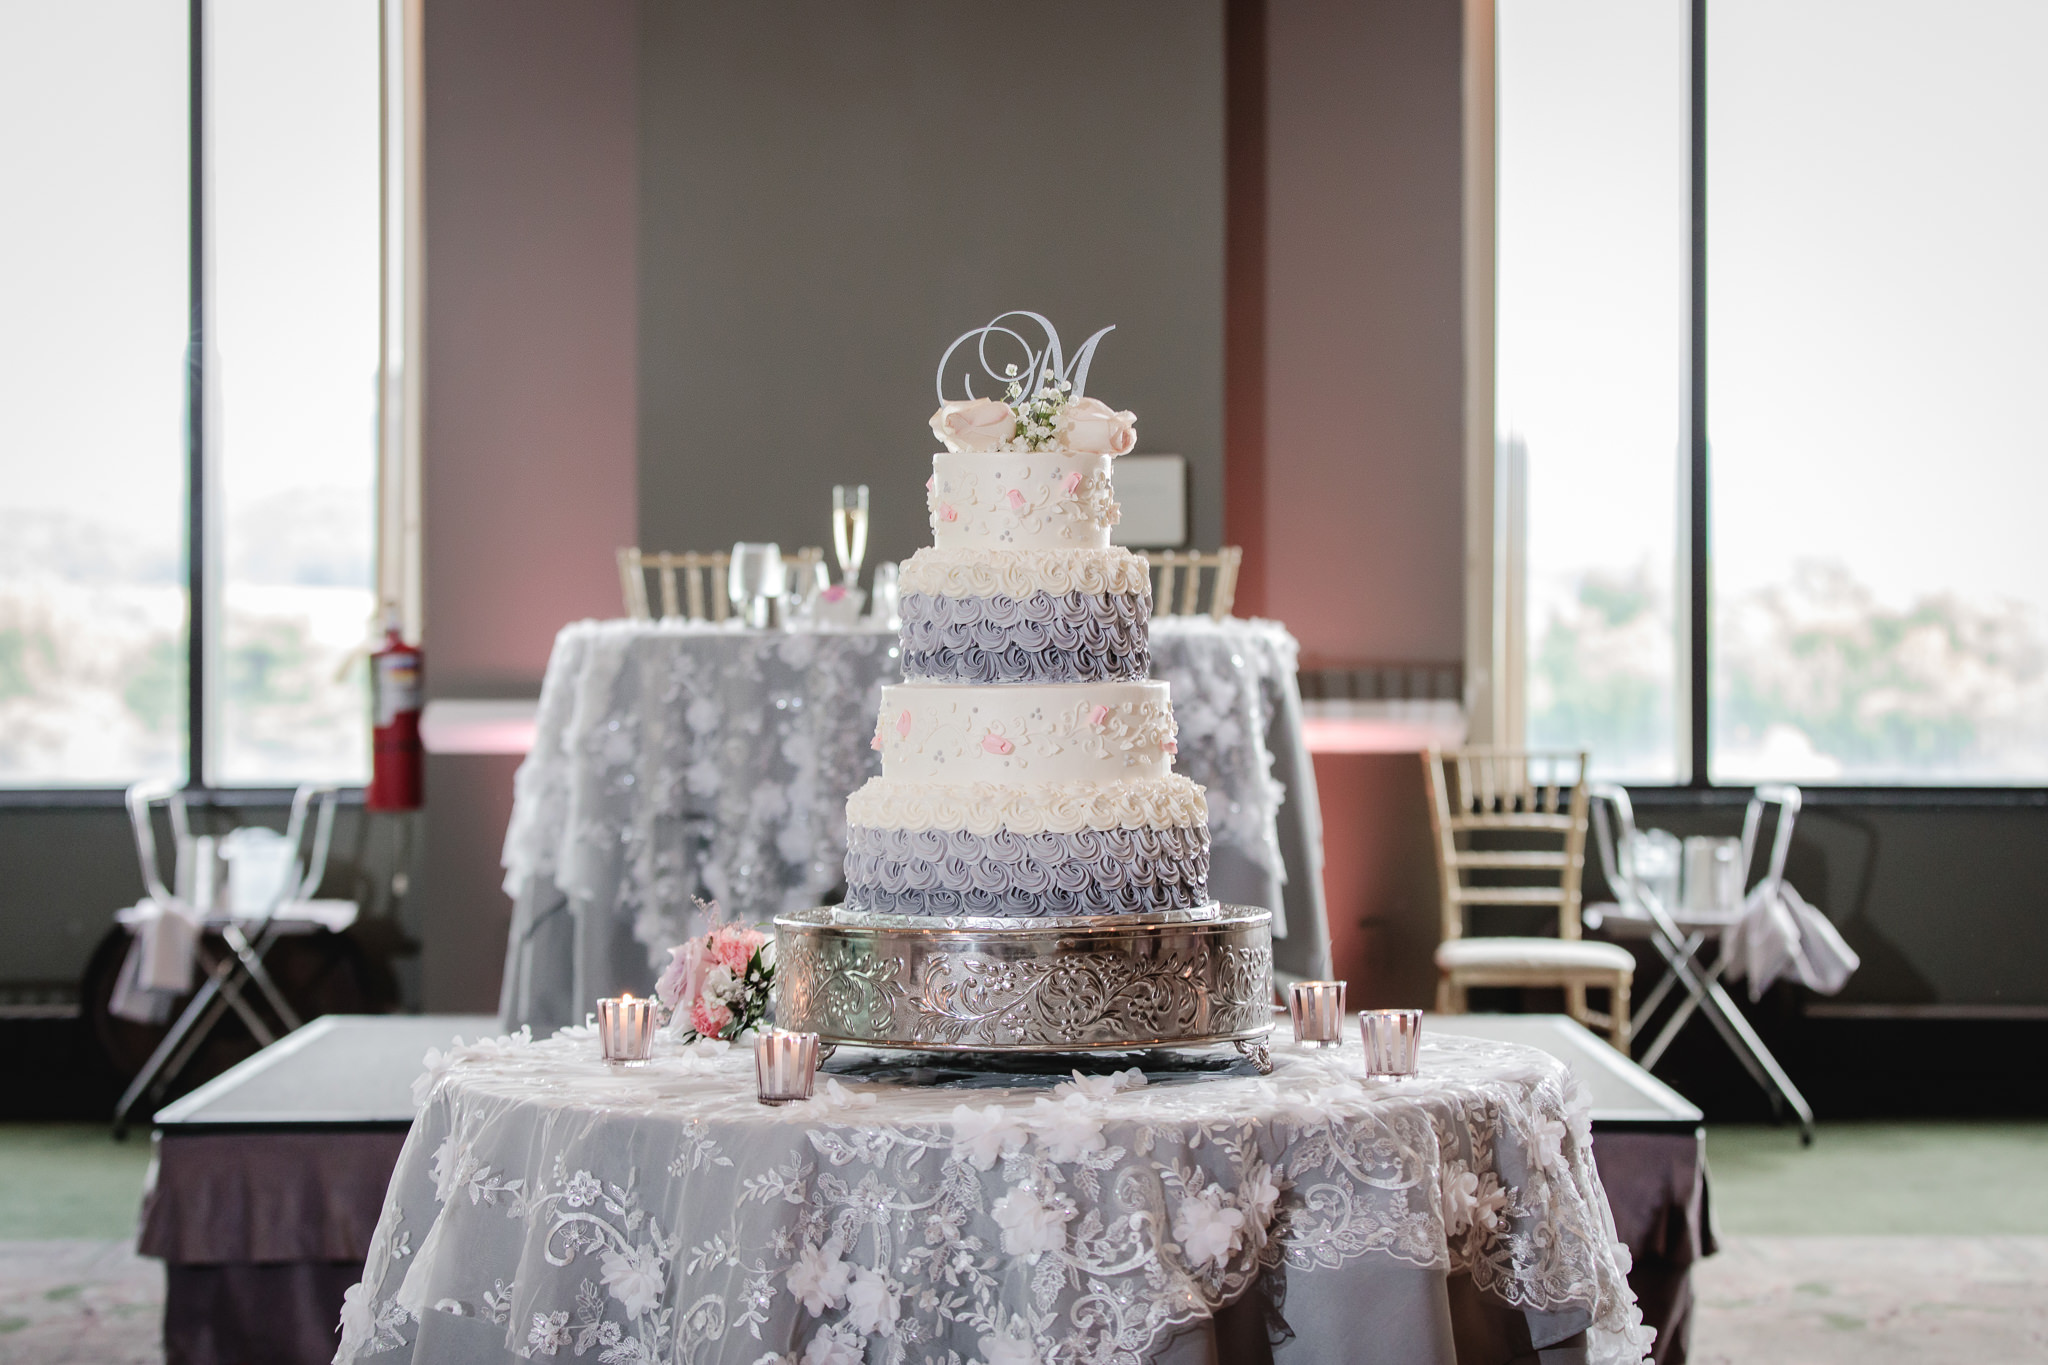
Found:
<box><xmin>709</xmin><ymin>924</ymin><xmax>765</xmax><ymax>973</ymax></box>
<box><xmin>690</xmin><ymin>996</ymin><xmax>733</xmax><ymax>1038</ymax></box>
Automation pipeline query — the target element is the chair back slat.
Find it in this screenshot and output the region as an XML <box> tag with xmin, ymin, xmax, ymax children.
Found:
<box><xmin>1140</xmin><ymin>547</ymin><xmax>1244</xmax><ymax>621</ymax></box>
<box><xmin>617</xmin><ymin>548</ymin><xmax>734</xmax><ymax>623</ymax></box>
<box><xmin>1423</xmin><ymin>747</ymin><xmax>1590</xmax><ymax>944</ymax></box>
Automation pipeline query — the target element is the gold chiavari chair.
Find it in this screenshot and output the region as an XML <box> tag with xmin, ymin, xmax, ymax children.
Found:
<box><xmin>1424</xmin><ymin>747</ymin><xmax>1634</xmax><ymax>1050</ymax></box>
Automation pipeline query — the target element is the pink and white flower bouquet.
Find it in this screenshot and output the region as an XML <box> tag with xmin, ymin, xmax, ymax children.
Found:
<box><xmin>655</xmin><ymin>906</ymin><xmax>774</xmax><ymax>1043</ymax></box>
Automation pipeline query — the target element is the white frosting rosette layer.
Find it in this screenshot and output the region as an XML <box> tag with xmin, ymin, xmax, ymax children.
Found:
<box><xmin>844</xmin><ymin>775</ymin><xmax>1209</xmax><ymax>837</ymax></box>
<box><xmin>899</xmin><ymin>546</ymin><xmax>1151</xmax><ymax>600</ymax></box>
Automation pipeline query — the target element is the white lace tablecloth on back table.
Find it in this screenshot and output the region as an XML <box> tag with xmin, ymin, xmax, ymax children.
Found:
<box><xmin>336</xmin><ymin>1031</ymin><xmax>1648</xmax><ymax>1365</ymax></box>
<box><xmin>496</xmin><ymin>618</ymin><xmax>1330</xmax><ymax>1035</ymax></box>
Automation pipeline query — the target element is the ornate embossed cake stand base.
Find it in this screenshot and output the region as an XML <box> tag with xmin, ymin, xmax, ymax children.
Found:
<box><xmin>772</xmin><ymin>904</ymin><xmax>1275</xmax><ymax>1071</ymax></box>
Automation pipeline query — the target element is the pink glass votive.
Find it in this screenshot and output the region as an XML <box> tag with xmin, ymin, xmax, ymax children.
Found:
<box><xmin>755</xmin><ymin>1028</ymin><xmax>820</xmax><ymax>1106</ymax></box>
<box><xmin>1360</xmin><ymin>1008</ymin><xmax>1423</xmax><ymax>1078</ymax></box>
<box><xmin>597</xmin><ymin>994</ymin><xmax>656</xmax><ymax>1065</ymax></box>
<box><xmin>1289</xmin><ymin>980</ymin><xmax>1347</xmax><ymax>1047</ymax></box>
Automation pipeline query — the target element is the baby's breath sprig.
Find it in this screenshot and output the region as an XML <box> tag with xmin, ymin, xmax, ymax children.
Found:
<box><xmin>1003</xmin><ymin>365</ymin><xmax>1073</xmax><ymax>453</ymax></box>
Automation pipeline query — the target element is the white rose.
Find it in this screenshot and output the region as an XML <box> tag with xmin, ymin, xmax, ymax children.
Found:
<box><xmin>1057</xmin><ymin>397</ymin><xmax>1136</xmax><ymax>456</ymax></box>
<box><xmin>931</xmin><ymin>397</ymin><xmax>1015</xmax><ymax>452</ymax></box>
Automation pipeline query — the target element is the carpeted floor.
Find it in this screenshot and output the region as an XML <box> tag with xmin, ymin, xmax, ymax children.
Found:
<box><xmin>0</xmin><ymin>1121</ymin><xmax>2043</xmax><ymax>1363</ymax></box>
<box><xmin>1690</xmin><ymin>1236</ymin><xmax>2048</xmax><ymax>1363</ymax></box>
<box><xmin>0</xmin><ymin>1239</ymin><xmax>162</xmax><ymax>1365</ymax></box>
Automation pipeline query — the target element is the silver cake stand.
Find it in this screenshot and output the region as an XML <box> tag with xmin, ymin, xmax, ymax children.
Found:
<box><xmin>772</xmin><ymin>903</ymin><xmax>1276</xmax><ymax>1071</ymax></box>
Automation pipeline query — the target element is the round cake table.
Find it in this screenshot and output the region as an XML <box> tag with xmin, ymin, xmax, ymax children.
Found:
<box><xmin>337</xmin><ymin>1029</ymin><xmax>1649</xmax><ymax>1365</ymax></box>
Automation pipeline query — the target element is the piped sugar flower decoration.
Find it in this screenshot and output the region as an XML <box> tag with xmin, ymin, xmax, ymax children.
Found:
<box><xmin>896</xmin><ymin>709</ymin><xmax>913</xmax><ymax>738</ymax></box>
<box><xmin>1005</xmin><ymin>488</ymin><xmax>1027</xmax><ymax>511</ymax></box>
<box><xmin>1088</xmin><ymin>704</ymin><xmax>1109</xmax><ymax>727</ymax></box>
<box><xmin>930</xmin><ymin>396</ymin><xmax>1015</xmax><ymax>453</ymax></box>
<box><xmin>938</xmin><ymin>502</ymin><xmax>958</xmax><ymax>522</ymax></box>
<box><xmin>1061</xmin><ymin>470</ymin><xmax>1084</xmax><ymax>494</ymax></box>
<box><xmin>982</xmin><ymin>732</ymin><xmax>1014</xmax><ymax>756</ymax></box>
<box><xmin>1058</xmin><ymin>396</ymin><xmax>1138</xmax><ymax>456</ymax></box>
<box><xmin>655</xmin><ymin>898</ymin><xmax>774</xmax><ymax>1044</ymax></box>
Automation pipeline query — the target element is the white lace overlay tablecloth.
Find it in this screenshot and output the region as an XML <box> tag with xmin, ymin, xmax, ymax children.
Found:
<box><xmin>497</xmin><ymin>619</ymin><xmax>1330</xmax><ymax>1035</ymax></box>
<box><xmin>335</xmin><ymin>1031</ymin><xmax>1649</xmax><ymax>1365</ymax></box>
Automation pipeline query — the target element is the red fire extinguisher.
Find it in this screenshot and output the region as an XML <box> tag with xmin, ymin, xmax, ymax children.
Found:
<box><xmin>369</xmin><ymin>612</ymin><xmax>424</xmax><ymax>811</ymax></box>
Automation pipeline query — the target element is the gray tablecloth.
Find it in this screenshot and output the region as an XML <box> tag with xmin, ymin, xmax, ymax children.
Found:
<box><xmin>336</xmin><ymin>1030</ymin><xmax>1649</xmax><ymax>1365</ymax></box>
<box><xmin>497</xmin><ymin>618</ymin><xmax>1330</xmax><ymax>1035</ymax></box>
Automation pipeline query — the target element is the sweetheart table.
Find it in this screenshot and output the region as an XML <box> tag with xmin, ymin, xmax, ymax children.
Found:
<box><xmin>335</xmin><ymin>1029</ymin><xmax>1649</xmax><ymax>1365</ymax></box>
<box><xmin>496</xmin><ymin>616</ymin><xmax>1330</xmax><ymax>1036</ymax></box>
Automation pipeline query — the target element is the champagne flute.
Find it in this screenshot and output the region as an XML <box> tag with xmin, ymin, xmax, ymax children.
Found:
<box><xmin>831</xmin><ymin>485</ymin><xmax>870</xmax><ymax>588</ymax></box>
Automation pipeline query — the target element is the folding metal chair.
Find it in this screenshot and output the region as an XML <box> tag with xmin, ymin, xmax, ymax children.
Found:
<box><xmin>112</xmin><ymin>782</ymin><xmax>343</xmax><ymax>1134</ymax></box>
<box><xmin>1588</xmin><ymin>782</ymin><xmax>1815</xmax><ymax>1143</ymax></box>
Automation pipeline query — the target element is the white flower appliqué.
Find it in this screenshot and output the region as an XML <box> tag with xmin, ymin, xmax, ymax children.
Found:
<box><xmin>991</xmin><ymin>1187</ymin><xmax>1072</xmax><ymax>1257</ymax></box>
<box><xmin>977</xmin><ymin>1326</ymin><xmax>1040</xmax><ymax>1365</ymax></box>
<box><xmin>801</xmin><ymin>1323</ymin><xmax>866</xmax><ymax>1365</ymax></box>
<box><xmin>1051</xmin><ymin>1067</ymin><xmax>1147</xmax><ymax>1102</ymax></box>
<box><xmin>1440</xmin><ymin>1161</ymin><xmax>1508</xmax><ymax>1240</ymax></box>
<box><xmin>787</xmin><ymin>1236</ymin><xmax>852</xmax><ymax>1316</ymax></box>
<box><xmin>562</xmin><ymin>1170</ymin><xmax>601</xmax><ymax>1209</ymax></box>
<box><xmin>599</xmin><ymin>1241</ymin><xmax>667</xmax><ymax>1319</ymax></box>
<box><xmin>1173</xmin><ymin>1186</ymin><xmax>1249</xmax><ymax>1270</ymax></box>
<box><xmin>844</xmin><ymin>1264</ymin><xmax>900</xmax><ymax>1336</ymax></box>
<box><xmin>1027</xmin><ymin>1096</ymin><xmax>1106</xmax><ymax>1164</ymax></box>
<box><xmin>950</xmin><ymin>1103</ymin><xmax>1027</xmax><ymax>1171</ymax></box>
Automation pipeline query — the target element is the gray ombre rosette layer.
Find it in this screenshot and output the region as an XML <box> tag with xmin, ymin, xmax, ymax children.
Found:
<box><xmin>899</xmin><ymin>591</ymin><xmax>1150</xmax><ymax>684</ymax></box>
<box><xmin>843</xmin><ymin>824</ymin><xmax>1208</xmax><ymax>917</ymax></box>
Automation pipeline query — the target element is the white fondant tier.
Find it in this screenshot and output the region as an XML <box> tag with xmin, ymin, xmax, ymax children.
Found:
<box><xmin>927</xmin><ymin>451</ymin><xmax>1119</xmax><ymax>550</ymax></box>
<box><xmin>844</xmin><ymin>774</ymin><xmax>1209</xmax><ymax>835</ymax></box>
<box><xmin>870</xmin><ymin>680</ymin><xmax>1176</xmax><ymax>782</ymax></box>
<box><xmin>899</xmin><ymin>545</ymin><xmax>1150</xmax><ymax>599</ymax></box>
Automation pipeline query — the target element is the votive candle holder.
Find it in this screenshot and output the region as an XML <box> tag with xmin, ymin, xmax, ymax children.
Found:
<box><xmin>597</xmin><ymin>994</ymin><xmax>656</xmax><ymax>1066</ymax></box>
<box><xmin>1288</xmin><ymin>980</ymin><xmax>1347</xmax><ymax>1047</ymax></box>
<box><xmin>755</xmin><ymin>1028</ymin><xmax>821</xmax><ymax>1106</ymax></box>
<box><xmin>1360</xmin><ymin>1008</ymin><xmax>1423</xmax><ymax>1078</ymax></box>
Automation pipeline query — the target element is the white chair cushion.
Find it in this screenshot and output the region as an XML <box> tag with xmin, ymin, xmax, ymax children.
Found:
<box><xmin>1435</xmin><ymin>936</ymin><xmax>1635</xmax><ymax>974</ymax></box>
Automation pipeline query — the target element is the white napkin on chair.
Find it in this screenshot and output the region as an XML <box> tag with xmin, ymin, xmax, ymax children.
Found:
<box><xmin>108</xmin><ymin>897</ymin><xmax>201</xmax><ymax>1024</ymax></box>
<box><xmin>1725</xmin><ymin>880</ymin><xmax>1860</xmax><ymax>1000</ymax></box>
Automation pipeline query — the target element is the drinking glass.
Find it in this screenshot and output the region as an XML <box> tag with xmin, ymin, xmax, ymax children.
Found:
<box><xmin>831</xmin><ymin>485</ymin><xmax>870</xmax><ymax>588</ymax></box>
<box><xmin>728</xmin><ymin>542</ymin><xmax>784</xmax><ymax>628</ymax></box>
<box><xmin>868</xmin><ymin>561</ymin><xmax>900</xmax><ymax>628</ymax></box>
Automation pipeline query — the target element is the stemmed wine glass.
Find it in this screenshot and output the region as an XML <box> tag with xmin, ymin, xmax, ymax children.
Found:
<box><xmin>727</xmin><ymin>542</ymin><xmax>784</xmax><ymax>628</ymax></box>
<box><xmin>831</xmin><ymin>485</ymin><xmax>870</xmax><ymax>589</ymax></box>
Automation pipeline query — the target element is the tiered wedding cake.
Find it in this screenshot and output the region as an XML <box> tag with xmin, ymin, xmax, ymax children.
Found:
<box><xmin>774</xmin><ymin>314</ymin><xmax>1270</xmax><ymax>1060</ymax></box>
<box><xmin>842</xmin><ymin>313</ymin><xmax>1211</xmax><ymax>918</ymax></box>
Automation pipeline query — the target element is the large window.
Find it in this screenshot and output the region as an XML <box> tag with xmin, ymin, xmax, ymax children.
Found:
<box><xmin>0</xmin><ymin>1</ymin><xmax>382</xmax><ymax>789</ymax></box>
<box><xmin>1500</xmin><ymin>0</ymin><xmax>2048</xmax><ymax>785</ymax></box>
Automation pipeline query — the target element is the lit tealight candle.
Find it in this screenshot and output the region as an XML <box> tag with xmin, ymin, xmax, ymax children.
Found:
<box><xmin>1288</xmin><ymin>980</ymin><xmax>1347</xmax><ymax>1048</ymax></box>
<box><xmin>598</xmin><ymin>993</ymin><xmax>656</xmax><ymax>1065</ymax></box>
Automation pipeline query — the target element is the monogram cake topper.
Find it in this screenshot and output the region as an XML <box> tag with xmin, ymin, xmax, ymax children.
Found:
<box><xmin>935</xmin><ymin>311</ymin><xmax>1115</xmax><ymax>405</ymax></box>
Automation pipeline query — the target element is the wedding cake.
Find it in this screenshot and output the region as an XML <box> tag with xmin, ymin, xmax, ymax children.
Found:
<box><xmin>841</xmin><ymin>312</ymin><xmax>1211</xmax><ymax>919</ymax></box>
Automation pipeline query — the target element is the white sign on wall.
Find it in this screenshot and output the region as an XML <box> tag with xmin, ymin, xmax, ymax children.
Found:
<box><xmin>1109</xmin><ymin>454</ymin><xmax>1187</xmax><ymax>548</ymax></box>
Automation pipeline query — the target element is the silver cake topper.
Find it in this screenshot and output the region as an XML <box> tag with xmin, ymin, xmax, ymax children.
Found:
<box><xmin>935</xmin><ymin>311</ymin><xmax>1115</xmax><ymax>406</ymax></box>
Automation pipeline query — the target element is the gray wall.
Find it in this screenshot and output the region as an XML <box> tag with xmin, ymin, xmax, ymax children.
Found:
<box><xmin>637</xmin><ymin>0</ymin><xmax>1225</xmax><ymax>572</ymax></box>
<box><xmin>417</xmin><ymin>0</ymin><xmax>640</xmax><ymax>1011</ymax></box>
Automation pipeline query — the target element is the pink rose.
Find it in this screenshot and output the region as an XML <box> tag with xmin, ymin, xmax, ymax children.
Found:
<box><xmin>1061</xmin><ymin>470</ymin><xmax>1084</xmax><ymax>494</ymax></box>
<box><xmin>657</xmin><ymin>938</ymin><xmax>708</xmax><ymax>1011</ymax></box>
<box><xmin>1089</xmin><ymin>704</ymin><xmax>1108</xmax><ymax>726</ymax></box>
<box><xmin>929</xmin><ymin>398</ymin><xmax>1014</xmax><ymax>453</ymax></box>
<box><xmin>1006</xmin><ymin>488</ymin><xmax>1026</xmax><ymax>511</ymax></box>
<box><xmin>982</xmin><ymin>733</ymin><xmax>1014</xmax><ymax>755</ymax></box>
<box><xmin>897</xmin><ymin>709</ymin><xmax>913</xmax><ymax>737</ymax></box>
<box><xmin>938</xmin><ymin>503</ymin><xmax>958</xmax><ymax>522</ymax></box>
<box><xmin>870</xmin><ymin>732</ymin><xmax>883</xmax><ymax>751</ymax></box>
<box><xmin>1058</xmin><ymin>397</ymin><xmax>1136</xmax><ymax>456</ymax></box>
